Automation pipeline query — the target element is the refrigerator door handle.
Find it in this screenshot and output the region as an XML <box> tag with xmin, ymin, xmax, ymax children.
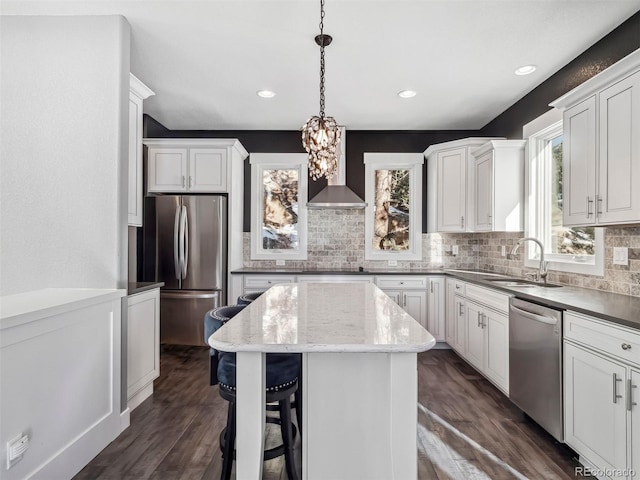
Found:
<box><xmin>182</xmin><ymin>205</ymin><xmax>189</xmax><ymax>279</ymax></box>
<box><xmin>179</xmin><ymin>205</ymin><xmax>187</xmax><ymax>279</ymax></box>
<box><xmin>173</xmin><ymin>204</ymin><xmax>181</xmax><ymax>279</ymax></box>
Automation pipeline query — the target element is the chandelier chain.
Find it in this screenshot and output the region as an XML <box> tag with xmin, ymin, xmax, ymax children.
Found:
<box><xmin>319</xmin><ymin>0</ymin><xmax>326</xmax><ymax>118</ymax></box>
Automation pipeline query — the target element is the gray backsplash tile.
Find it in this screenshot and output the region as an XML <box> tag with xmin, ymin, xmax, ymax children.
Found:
<box><xmin>243</xmin><ymin>210</ymin><xmax>640</xmax><ymax>297</ymax></box>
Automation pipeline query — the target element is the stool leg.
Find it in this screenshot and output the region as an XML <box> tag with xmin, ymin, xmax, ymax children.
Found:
<box><xmin>279</xmin><ymin>397</ymin><xmax>299</xmax><ymax>480</ymax></box>
<box><xmin>221</xmin><ymin>401</ymin><xmax>236</xmax><ymax>480</ymax></box>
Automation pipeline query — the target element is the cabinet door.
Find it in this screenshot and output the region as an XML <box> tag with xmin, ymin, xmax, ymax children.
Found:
<box><xmin>437</xmin><ymin>147</ymin><xmax>467</xmax><ymax>232</ymax></box>
<box><xmin>631</xmin><ymin>369</ymin><xmax>640</xmax><ymax>477</ymax></box>
<box><xmin>148</xmin><ymin>147</ymin><xmax>188</xmax><ymax>192</ymax></box>
<box><xmin>483</xmin><ymin>309</ymin><xmax>509</xmax><ymax>394</ymax></box>
<box><xmin>563</xmin><ymin>96</ymin><xmax>597</xmax><ymax>226</ymax></box>
<box><xmin>453</xmin><ymin>296</ymin><xmax>466</xmax><ymax>354</ymax></box>
<box><xmin>128</xmin><ymin>92</ymin><xmax>143</xmax><ymax>226</ymax></box>
<box><xmin>473</xmin><ymin>151</ymin><xmax>493</xmax><ymax>231</ymax></box>
<box><xmin>427</xmin><ymin>277</ymin><xmax>445</xmax><ymax>341</ymax></box>
<box><xmin>382</xmin><ymin>290</ymin><xmax>402</xmax><ymax>307</ymax></box>
<box><xmin>598</xmin><ymin>71</ymin><xmax>640</xmax><ymax>225</ymax></box>
<box><xmin>403</xmin><ymin>290</ymin><xmax>427</xmax><ymax>330</ymax></box>
<box><xmin>465</xmin><ymin>301</ymin><xmax>484</xmax><ymax>371</ymax></box>
<box><xmin>188</xmin><ymin>147</ymin><xmax>228</xmax><ymax>192</ymax></box>
<box><xmin>445</xmin><ymin>280</ymin><xmax>456</xmax><ymax>346</ymax></box>
<box><xmin>127</xmin><ymin>289</ymin><xmax>160</xmax><ymax>403</ymax></box>
<box><xmin>564</xmin><ymin>343</ymin><xmax>627</xmax><ymax>472</ymax></box>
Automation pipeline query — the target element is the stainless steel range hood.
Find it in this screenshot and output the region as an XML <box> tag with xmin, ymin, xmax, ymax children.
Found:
<box><xmin>307</xmin><ymin>128</ymin><xmax>367</xmax><ymax>209</ymax></box>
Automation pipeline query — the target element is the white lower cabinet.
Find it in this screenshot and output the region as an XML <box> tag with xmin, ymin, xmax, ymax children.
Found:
<box><xmin>375</xmin><ymin>276</ymin><xmax>444</xmax><ymax>339</ymax></box>
<box><xmin>564</xmin><ymin>311</ymin><xmax>640</xmax><ymax>479</ymax></box>
<box><xmin>127</xmin><ymin>288</ymin><xmax>160</xmax><ymax>411</ymax></box>
<box><xmin>445</xmin><ymin>280</ymin><xmax>510</xmax><ymax>395</ymax></box>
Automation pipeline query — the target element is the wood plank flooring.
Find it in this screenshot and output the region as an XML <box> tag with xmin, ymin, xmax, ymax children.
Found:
<box><xmin>74</xmin><ymin>346</ymin><xmax>589</xmax><ymax>479</ymax></box>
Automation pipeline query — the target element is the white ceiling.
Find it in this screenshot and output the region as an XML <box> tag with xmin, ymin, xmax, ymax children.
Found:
<box><xmin>2</xmin><ymin>1</ymin><xmax>640</xmax><ymax>130</ymax></box>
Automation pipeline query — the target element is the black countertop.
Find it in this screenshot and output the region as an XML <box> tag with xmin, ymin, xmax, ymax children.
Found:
<box><xmin>231</xmin><ymin>268</ymin><xmax>640</xmax><ymax>331</ymax></box>
<box><xmin>128</xmin><ymin>282</ymin><xmax>164</xmax><ymax>296</ymax></box>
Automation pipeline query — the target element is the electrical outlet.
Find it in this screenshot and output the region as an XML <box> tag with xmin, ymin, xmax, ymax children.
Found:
<box><xmin>6</xmin><ymin>433</ymin><xmax>29</xmax><ymax>469</ymax></box>
<box><xmin>275</xmin><ymin>260</ymin><xmax>285</xmax><ymax>266</ymax></box>
<box><xmin>501</xmin><ymin>246</ymin><xmax>506</xmax><ymax>257</ymax></box>
<box><xmin>451</xmin><ymin>245</ymin><xmax>459</xmax><ymax>256</ymax></box>
<box><xmin>388</xmin><ymin>260</ymin><xmax>398</xmax><ymax>266</ymax></box>
<box><xmin>613</xmin><ymin>247</ymin><xmax>629</xmax><ymax>266</ymax></box>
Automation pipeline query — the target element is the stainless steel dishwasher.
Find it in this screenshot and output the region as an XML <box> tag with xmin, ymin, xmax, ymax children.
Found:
<box><xmin>509</xmin><ymin>297</ymin><xmax>564</xmax><ymax>442</ymax></box>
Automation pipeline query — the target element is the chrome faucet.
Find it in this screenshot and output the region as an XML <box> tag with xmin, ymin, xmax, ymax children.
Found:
<box><xmin>509</xmin><ymin>237</ymin><xmax>549</xmax><ymax>283</ymax></box>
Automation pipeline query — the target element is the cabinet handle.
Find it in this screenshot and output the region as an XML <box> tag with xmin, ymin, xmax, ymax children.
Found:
<box><xmin>477</xmin><ymin>311</ymin><xmax>481</xmax><ymax>327</ymax></box>
<box><xmin>182</xmin><ymin>175</ymin><xmax>186</xmax><ymax>187</ymax></box>
<box><xmin>189</xmin><ymin>176</ymin><xmax>193</xmax><ymax>187</ymax></box>
<box><xmin>430</xmin><ymin>281</ymin><xmax>433</xmax><ymax>293</ymax></box>
<box><xmin>586</xmin><ymin>196</ymin><xmax>593</xmax><ymax>218</ymax></box>
<box><xmin>627</xmin><ymin>379</ymin><xmax>637</xmax><ymax>411</ymax></box>
<box><xmin>596</xmin><ymin>195</ymin><xmax>603</xmax><ymax>215</ymax></box>
<box><xmin>458</xmin><ymin>303</ymin><xmax>464</xmax><ymax>316</ymax></box>
<box><xmin>487</xmin><ymin>213</ymin><xmax>492</xmax><ymax>225</ymax></box>
<box><xmin>403</xmin><ymin>294</ymin><xmax>406</xmax><ymax>307</ymax></box>
<box><xmin>461</xmin><ymin>216</ymin><xmax>465</xmax><ymax>229</ymax></box>
<box><xmin>613</xmin><ymin>373</ymin><xmax>623</xmax><ymax>403</ymax></box>
<box><xmin>481</xmin><ymin>313</ymin><xmax>487</xmax><ymax>328</ymax></box>
<box><xmin>622</xmin><ymin>343</ymin><xmax>632</xmax><ymax>351</ymax></box>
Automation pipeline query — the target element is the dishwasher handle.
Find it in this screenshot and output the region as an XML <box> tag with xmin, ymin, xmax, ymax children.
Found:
<box><xmin>510</xmin><ymin>304</ymin><xmax>559</xmax><ymax>325</ymax></box>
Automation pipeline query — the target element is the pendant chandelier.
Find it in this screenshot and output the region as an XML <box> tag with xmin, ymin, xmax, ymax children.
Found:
<box><xmin>301</xmin><ymin>0</ymin><xmax>341</xmax><ymax>181</ymax></box>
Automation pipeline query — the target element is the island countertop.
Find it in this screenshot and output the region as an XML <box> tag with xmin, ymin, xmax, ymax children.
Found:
<box><xmin>209</xmin><ymin>282</ymin><xmax>436</xmax><ymax>353</ymax></box>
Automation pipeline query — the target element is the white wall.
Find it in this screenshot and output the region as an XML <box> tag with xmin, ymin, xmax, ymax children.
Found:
<box><xmin>0</xmin><ymin>15</ymin><xmax>130</xmax><ymax>295</ymax></box>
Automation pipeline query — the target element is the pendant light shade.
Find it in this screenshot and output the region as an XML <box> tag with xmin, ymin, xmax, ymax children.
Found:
<box><xmin>301</xmin><ymin>0</ymin><xmax>341</xmax><ymax>181</ymax></box>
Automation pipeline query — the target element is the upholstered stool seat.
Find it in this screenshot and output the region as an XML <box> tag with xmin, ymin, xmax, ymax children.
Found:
<box><xmin>237</xmin><ymin>291</ymin><xmax>264</xmax><ymax>305</ymax></box>
<box><xmin>205</xmin><ymin>304</ymin><xmax>300</xmax><ymax>480</ymax></box>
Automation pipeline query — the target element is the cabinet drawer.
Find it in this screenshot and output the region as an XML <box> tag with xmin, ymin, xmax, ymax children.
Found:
<box><xmin>446</xmin><ymin>278</ymin><xmax>466</xmax><ymax>296</ymax></box>
<box><xmin>465</xmin><ymin>284</ymin><xmax>511</xmax><ymax>314</ymax></box>
<box><xmin>375</xmin><ymin>276</ymin><xmax>428</xmax><ymax>289</ymax></box>
<box><xmin>243</xmin><ymin>275</ymin><xmax>296</xmax><ymax>290</ymax></box>
<box><xmin>564</xmin><ymin>311</ymin><xmax>640</xmax><ymax>367</ymax></box>
<box><xmin>299</xmin><ymin>275</ymin><xmax>373</xmax><ymax>283</ymax></box>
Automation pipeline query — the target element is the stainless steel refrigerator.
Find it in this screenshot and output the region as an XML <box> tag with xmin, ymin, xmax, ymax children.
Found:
<box><xmin>143</xmin><ymin>195</ymin><xmax>227</xmax><ymax>346</ymax></box>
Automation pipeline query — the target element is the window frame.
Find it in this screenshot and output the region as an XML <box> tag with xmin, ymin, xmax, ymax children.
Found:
<box><xmin>363</xmin><ymin>153</ymin><xmax>423</xmax><ymax>261</ymax></box>
<box><xmin>249</xmin><ymin>153</ymin><xmax>308</xmax><ymax>260</ymax></box>
<box><xmin>524</xmin><ymin>109</ymin><xmax>604</xmax><ymax>276</ymax></box>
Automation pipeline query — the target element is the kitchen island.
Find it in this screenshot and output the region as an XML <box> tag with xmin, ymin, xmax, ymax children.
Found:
<box><xmin>209</xmin><ymin>282</ymin><xmax>436</xmax><ymax>479</ymax></box>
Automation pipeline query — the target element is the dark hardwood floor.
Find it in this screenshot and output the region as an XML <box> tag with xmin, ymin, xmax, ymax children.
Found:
<box><xmin>74</xmin><ymin>346</ymin><xmax>588</xmax><ymax>479</ymax></box>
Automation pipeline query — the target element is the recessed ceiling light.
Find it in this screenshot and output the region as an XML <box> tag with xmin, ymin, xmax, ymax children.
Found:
<box><xmin>257</xmin><ymin>90</ymin><xmax>276</xmax><ymax>98</ymax></box>
<box><xmin>398</xmin><ymin>90</ymin><xmax>417</xmax><ymax>98</ymax></box>
<box><xmin>514</xmin><ymin>65</ymin><xmax>537</xmax><ymax>76</ymax></box>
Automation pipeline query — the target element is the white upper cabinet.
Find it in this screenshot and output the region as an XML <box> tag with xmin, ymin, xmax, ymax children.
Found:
<box><xmin>470</xmin><ymin>140</ymin><xmax>526</xmax><ymax>232</ymax></box>
<box><xmin>551</xmin><ymin>49</ymin><xmax>640</xmax><ymax>227</ymax></box>
<box><xmin>424</xmin><ymin>137</ymin><xmax>503</xmax><ymax>233</ymax></box>
<box><xmin>144</xmin><ymin>139</ymin><xmax>248</xmax><ymax>194</ymax></box>
<box><xmin>128</xmin><ymin>74</ymin><xmax>155</xmax><ymax>226</ymax></box>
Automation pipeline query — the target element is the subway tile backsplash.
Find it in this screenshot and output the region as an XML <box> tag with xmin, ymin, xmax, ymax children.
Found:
<box><xmin>243</xmin><ymin>210</ymin><xmax>640</xmax><ymax>297</ymax></box>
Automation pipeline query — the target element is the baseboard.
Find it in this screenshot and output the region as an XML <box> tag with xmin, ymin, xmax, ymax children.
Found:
<box><xmin>127</xmin><ymin>383</ymin><xmax>153</xmax><ymax>412</ymax></box>
<box><xmin>431</xmin><ymin>342</ymin><xmax>452</xmax><ymax>350</ymax></box>
<box><xmin>120</xmin><ymin>407</ymin><xmax>130</xmax><ymax>432</ymax></box>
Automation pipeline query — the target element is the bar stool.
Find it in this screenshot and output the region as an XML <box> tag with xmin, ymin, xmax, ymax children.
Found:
<box><xmin>237</xmin><ymin>291</ymin><xmax>264</xmax><ymax>305</ymax></box>
<box><xmin>205</xmin><ymin>305</ymin><xmax>300</xmax><ymax>480</ymax></box>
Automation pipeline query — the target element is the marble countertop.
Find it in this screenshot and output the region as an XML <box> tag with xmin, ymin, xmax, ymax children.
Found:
<box><xmin>231</xmin><ymin>268</ymin><xmax>640</xmax><ymax>331</ymax></box>
<box><xmin>209</xmin><ymin>282</ymin><xmax>436</xmax><ymax>353</ymax></box>
<box><xmin>128</xmin><ymin>282</ymin><xmax>164</xmax><ymax>295</ymax></box>
<box><xmin>0</xmin><ymin>288</ymin><xmax>126</xmax><ymax>329</ymax></box>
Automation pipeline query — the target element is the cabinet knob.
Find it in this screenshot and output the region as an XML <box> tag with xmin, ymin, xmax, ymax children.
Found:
<box><xmin>399</xmin><ymin>281</ymin><xmax>404</xmax><ymax>285</ymax></box>
<box><xmin>622</xmin><ymin>343</ymin><xmax>632</xmax><ymax>351</ymax></box>
<box><xmin>455</xmin><ymin>285</ymin><xmax>461</xmax><ymax>290</ymax></box>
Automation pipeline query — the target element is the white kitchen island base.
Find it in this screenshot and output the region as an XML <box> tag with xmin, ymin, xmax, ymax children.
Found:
<box><xmin>304</xmin><ymin>352</ymin><xmax>417</xmax><ymax>480</ymax></box>
<box><xmin>211</xmin><ymin>283</ymin><xmax>435</xmax><ymax>480</ymax></box>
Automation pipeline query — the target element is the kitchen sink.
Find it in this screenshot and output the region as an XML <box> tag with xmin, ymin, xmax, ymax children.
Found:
<box><xmin>487</xmin><ymin>278</ymin><xmax>562</xmax><ymax>288</ymax></box>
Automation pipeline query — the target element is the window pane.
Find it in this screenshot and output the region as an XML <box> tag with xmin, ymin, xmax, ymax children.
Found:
<box><xmin>262</xmin><ymin>169</ymin><xmax>299</xmax><ymax>250</ymax></box>
<box><xmin>372</xmin><ymin>169</ymin><xmax>410</xmax><ymax>251</ymax></box>
<box><xmin>548</xmin><ymin>135</ymin><xmax>595</xmax><ymax>256</ymax></box>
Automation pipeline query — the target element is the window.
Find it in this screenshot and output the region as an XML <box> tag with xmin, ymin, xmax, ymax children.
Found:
<box><xmin>250</xmin><ymin>154</ymin><xmax>308</xmax><ymax>260</ymax></box>
<box><xmin>525</xmin><ymin>110</ymin><xmax>603</xmax><ymax>275</ymax></box>
<box><xmin>364</xmin><ymin>153</ymin><xmax>423</xmax><ymax>261</ymax></box>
